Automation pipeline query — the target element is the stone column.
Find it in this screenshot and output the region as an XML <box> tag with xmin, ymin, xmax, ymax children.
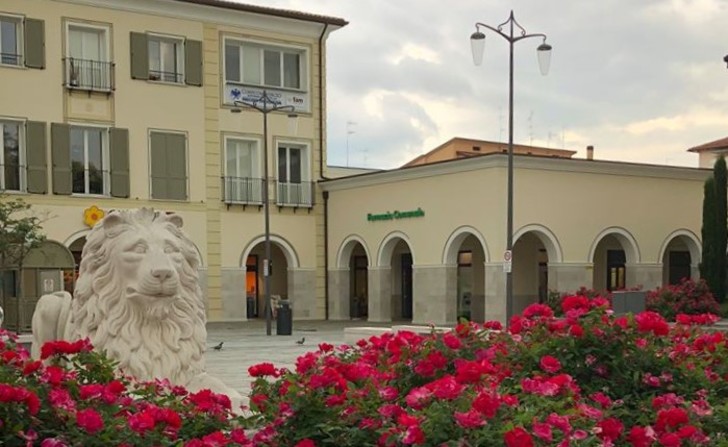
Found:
<box><xmin>220</xmin><ymin>267</ymin><xmax>246</xmax><ymax>322</ymax></box>
<box><xmin>691</xmin><ymin>263</ymin><xmax>700</xmax><ymax>281</ymax></box>
<box><xmin>412</xmin><ymin>265</ymin><xmax>457</xmax><ymax>326</ymax></box>
<box><xmin>328</xmin><ymin>268</ymin><xmax>350</xmax><ymax>320</ymax></box>
<box><xmin>626</xmin><ymin>263</ymin><xmax>663</xmax><ymax>291</ymax></box>
<box><xmin>484</xmin><ymin>262</ymin><xmax>507</xmax><ymax>324</ymax></box>
<box><xmin>368</xmin><ymin>267</ymin><xmax>392</xmax><ymax>322</ymax></box>
<box><xmin>548</xmin><ymin>263</ymin><xmax>593</xmax><ymax>294</ymax></box>
<box><xmin>288</xmin><ymin>268</ymin><xmax>318</xmax><ymax>319</ymax></box>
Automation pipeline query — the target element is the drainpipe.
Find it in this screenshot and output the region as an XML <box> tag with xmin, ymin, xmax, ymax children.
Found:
<box><xmin>319</xmin><ymin>24</ymin><xmax>330</xmax><ymax>319</ymax></box>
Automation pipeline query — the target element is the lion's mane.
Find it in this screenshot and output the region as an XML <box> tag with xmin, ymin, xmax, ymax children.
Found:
<box><xmin>69</xmin><ymin>208</ymin><xmax>207</xmax><ymax>386</ymax></box>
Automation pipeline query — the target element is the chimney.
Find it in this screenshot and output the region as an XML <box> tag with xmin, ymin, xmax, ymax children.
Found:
<box><xmin>586</xmin><ymin>145</ymin><xmax>594</xmax><ymax>160</ymax></box>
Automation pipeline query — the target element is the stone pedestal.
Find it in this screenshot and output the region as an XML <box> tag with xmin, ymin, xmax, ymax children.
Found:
<box><xmin>368</xmin><ymin>267</ymin><xmax>392</xmax><ymax>322</ymax></box>
<box><xmin>548</xmin><ymin>263</ymin><xmax>593</xmax><ymax>294</ymax></box>
<box><xmin>484</xmin><ymin>262</ymin><xmax>507</xmax><ymax>324</ymax></box>
<box><xmin>288</xmin><ymin>268</ymin><xmax>318</xmax><ymax>319</ymax></box>
<box><xmin>626</xmin><ymin>263</ymin><xmax>662</xmax><ymax>291</ymax></box>
<box><xmin>412</xmin><ymin>265</ymin><xmax>456</xmax><ymax>326</ymax></box>
<box><xmin>220</xmin><ymin>267</ymin><xmax>246</xmax><ymax>322</ymax></box>
<box><xmin>328</xmin><ymin>268</ymin><xmax>350</xmax><ymax>320</ymax></box>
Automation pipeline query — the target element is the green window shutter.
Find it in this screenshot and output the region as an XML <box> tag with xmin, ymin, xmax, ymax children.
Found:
<box><xmin>24</xmin><ymin>19</ymin><xmax>45</xmax><ymax>69</ymax></box>
<box><xmin>184</xmin><ymin>39</ymin><xmax>203</xmax><ymax>86</ymax></box>
<box><xmin>166</xmin><ymin>133</ymin><xmax>188</xmax><ymax>200</ymax></box>
<box><xmin>25</xmin><ymin>121</ymin><xmax>47</xmax><ymax>194</ymax></box>
<box><xmin>150</xmin><ymin>132</ymin><xmax>167</xmax><ymax>199</ymax></box>
<box><xmin>51</xmin><ymin>123</ymin><xmax>71</xmax><ymax>195</ymax></box>
<box><xmin>130</xmin><ymin>32</ymin><xmax>149</xmax><ymax>80</ymax></box>
<box><xmin>109</xmin><ymin>128</ymin><xmax>129</xmax><ymax>198</ymax></box>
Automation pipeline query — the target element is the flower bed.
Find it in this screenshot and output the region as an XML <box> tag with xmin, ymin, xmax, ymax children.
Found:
<box><xmin>646</xmin><ymin>279</ymin><xmax>721</xmax><ymax>320</ymax></box>
<box><xmin>246</xmin><ymin>298</ymin><xmax>728</xmax><ymax>446</ymax></box>
<box><xmin>0</xmin><ymin>333</ymin><xmax>250</xmax><ymax>446</ymax></box>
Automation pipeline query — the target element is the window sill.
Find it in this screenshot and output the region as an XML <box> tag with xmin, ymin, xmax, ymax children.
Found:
<box><xmin>1</xmin><ymin>189</ymin><xmax>28</xmax><ymax>195</ymax></box>
<box><xmin>149</xmin><ymin>197</ymin><xmax>190</xmax><ymax>202</ymax></box>
<box><xmin>226</xmin><ymin>80</ymin><xmax>307</xmax><ymax>95</ymax></box>
<box><xmin>146</xmin><ymin>78</ymin><xmax>186</xmax><ymax>87</ymax></box>
<box><xmin>70</xmin><ymin>193</ymin><xmax>111</xmax><ymax>199</ymax></box>
<box><xmin>65</xmin><ymin>85</ymin><xmax>114</xmax><ymax>94</ymax></box>
<box><xmin>0</xmin><ymin>62</ymin><xmax>25</xmax><ymax>70</ymax></box>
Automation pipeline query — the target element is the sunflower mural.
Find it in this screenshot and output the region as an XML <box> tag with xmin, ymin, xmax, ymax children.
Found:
<box><xmin>83</xmin><ymin>205</ymin><xmax>105</xmax><ymax>227</ymax></box>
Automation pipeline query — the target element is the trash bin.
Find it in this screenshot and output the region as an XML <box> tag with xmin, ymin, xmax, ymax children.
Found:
<box><xmin>611</xmin><ymin>291</ymin><xmax>646</xmax><ymax>315</ymax></box>
<box><xmin>276</xmin><ymin>301</ymin><xmax>292</xmax><ymax>336</ymax></box>
<box><xmin>246</xmin><ymin>297</ymin><xmax>256</xmax><ymax>319</ymax></box>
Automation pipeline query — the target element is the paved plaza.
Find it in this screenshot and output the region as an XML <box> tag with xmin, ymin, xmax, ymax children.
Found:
<box><xmin>203</xmin><ymin>319</ymin><xmax>392</xmax><ymax>398</ymax></box>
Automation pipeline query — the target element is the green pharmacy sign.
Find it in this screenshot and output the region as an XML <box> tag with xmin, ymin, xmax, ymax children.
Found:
<box><xmin>367</xmin><ymin>208</ymin><xmax>425</xmax><ymax>222</ymax></box>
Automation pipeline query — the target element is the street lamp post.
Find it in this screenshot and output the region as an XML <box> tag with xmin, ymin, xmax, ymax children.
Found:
<box><xmin>724</xmin><ymin>54</ymin><xmax>728</xmax><ymax>68</ymax></box>
<box><xmin>470</xmin><ymin>11</ymin><xmax>552</xmax><ymax>325</ymax></box>
<box><xmin>232</xmin><ymin>91</ymin><xmax>297</xmax><ymax>336</ymax></box>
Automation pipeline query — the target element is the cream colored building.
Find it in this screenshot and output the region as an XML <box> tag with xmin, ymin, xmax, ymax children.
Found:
<box><xmin>403</xmin><ymin>137</ymin><xmax>577</xmax><ymax>167</ymax></box>
<box><xmin>323</xmin><ymin>154</ymin><xmax>709</xmax><ymax>325</ymax></box>
<box><xmin>689</xmin><ymin>136</ymin><xmax>728</xmax><ymax>168</ymax></box>
<box><xmin>0</xmin><ymin>0</ymin><xmax>346</xmax><ymax>328</ymax></box>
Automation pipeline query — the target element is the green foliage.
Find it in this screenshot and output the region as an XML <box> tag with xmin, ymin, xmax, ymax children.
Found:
<box><xmin>701</xmin><ymin>157</ymin><xmax>728</xmax><ymax>302</ymax></box>
<box><xmin>0</xmin><ymin>196</ymin><xmax>46</xmax><ymax>270</ymax></box>
<box><xmin>646</xmin><ymin>278</ymin><xmax>721</xmax><ymax>320</ymax></box>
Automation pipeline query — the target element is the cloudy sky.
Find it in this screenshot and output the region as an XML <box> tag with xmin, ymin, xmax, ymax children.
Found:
<box><xmin>242</xmin><ymin>0</ymin><xmax>728</xmax><ymax>169</ymax></box>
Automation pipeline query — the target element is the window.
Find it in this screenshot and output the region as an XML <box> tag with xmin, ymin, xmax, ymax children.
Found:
<box><xmin>70</xmin><ymin>126</ymin><xmax>108</xmax><ymax>195</ymax></box>
<box><xmin>148</xmin><ymin>35</ymin><xmax>183</xmax><ymax>83</ymax></box>
<box><xmin>277</xmin><ymin>143</ymin><xmax>311</xmax><ymax>206</ymax></box>
<box><xmin>606</xmin><ymin>249</ymin><xmax>626</xmax><ymax>291</ymax></box>
<box><xmin>225</xmin><ymin>40</ymin><xmax>306</xmax><ymax>90</ymax></box>
<box><xmin>223</xmin><ymin>137</ymin><xmax>261</xmax><ymax>203</ymax></box>
<box><xmin>66</xmin><ymin>23</ymin><xmax>113</xmax><ymax>91</ymax></box>
<box><xmin>0</xmin><ymin>16</ymin><xmax>21</xmax><ymax>66</ymax></box>
<box><xmin>0</xmin><ymin>121</ymin><xmax>24</xmax><ymax>191</ymax></box>
<box><xmin>150</xmin><ymin>131</ymin><xmax>187</xmax><ymax>201</ymax></box>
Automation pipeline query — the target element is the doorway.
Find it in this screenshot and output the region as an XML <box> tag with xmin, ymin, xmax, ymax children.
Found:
<box><xmin>401</xmin><ymin>253</ymin><xmax>413</xmax><ymax>319</ymax></box>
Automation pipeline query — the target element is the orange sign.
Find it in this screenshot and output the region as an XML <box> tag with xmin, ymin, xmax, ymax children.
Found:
<box><xmin>83</xmin><ymin>205</ymin><xmax>105</xmax><ymax>227</ymax></box>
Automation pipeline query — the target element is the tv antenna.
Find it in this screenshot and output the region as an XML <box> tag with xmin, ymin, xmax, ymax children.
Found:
<box><xmin>346</xmin><ymin>121</ymin><xmax>357</xmax><ymax>167</ymax></box>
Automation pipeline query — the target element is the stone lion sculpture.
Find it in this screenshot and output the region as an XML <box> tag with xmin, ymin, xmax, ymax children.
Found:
<box><xmin>31</xmin><ymin>208</ymin><xmax>241</xmax><ymax>405</ymax></box>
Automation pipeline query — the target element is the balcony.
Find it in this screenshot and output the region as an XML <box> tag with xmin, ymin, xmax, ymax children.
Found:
<box><xmin>63</xmin><ymin>58</ymin><xmax>115</xmax><ymax>93</ymax></box>
<box><xmin>221</xmin><ymin>176</ymin><xmax>264</xmax><ymax>205</ymax></box>
<box><xmin>276</xmin><ymin>181</ymin><xmax>314</xmax><ymax>208</ymax></box>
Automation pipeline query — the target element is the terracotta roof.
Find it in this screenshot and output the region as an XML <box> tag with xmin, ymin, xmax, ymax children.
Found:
<box><xmin>172</xmin><ymin>0</ymin><xmax>348</xmax><ymax>26</ymax></box>
<box><xmin>688</xmin><ymin>136</ymin><xmax>728</xmax><ymax>153</ymax></box>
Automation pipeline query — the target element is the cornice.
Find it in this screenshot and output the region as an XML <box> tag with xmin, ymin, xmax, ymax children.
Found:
<box><xmin>319</xmin><ymin>154</ymin><xmax>711</xmax><ymax>192</ymax></box>
<box><xmin>53</xmin><ymin>0</ymin><xmax>342</xmax><ymax>38</ymax></box>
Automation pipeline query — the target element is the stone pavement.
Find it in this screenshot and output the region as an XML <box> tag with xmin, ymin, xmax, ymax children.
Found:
<box><xmin>203</xmin><ymin>319</ymin><xmax>392</xmax><ymax>399</ymax></box>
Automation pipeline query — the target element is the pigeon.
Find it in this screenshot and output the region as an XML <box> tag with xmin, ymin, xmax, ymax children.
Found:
<box><xmin>212</xmin><ymin>342</ymin><xmax>224</xmax><ymax>351</ymax></box>
<box><xmin>296</xmin><ymin>337</ymin><xmax>306</xmax><ymax>345</ymax></box>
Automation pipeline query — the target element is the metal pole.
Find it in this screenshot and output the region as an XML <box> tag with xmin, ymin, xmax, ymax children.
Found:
<box><xmin>505</xmin><ymin>11</ymin><xmax>515</xmax><ymax>324</ymax></box>
<box><xmin>263</xmin><ymin>97</ymin><xmax>272</xmax><ymax>336</ymax></box>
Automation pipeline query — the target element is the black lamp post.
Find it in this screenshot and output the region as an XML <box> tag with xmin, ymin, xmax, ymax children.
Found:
<box><xmin>470</xmin><ymin>11</ymin><xmax>552</xmax><ymax>325</ymax></box>
<box><xmin>232</xmin><ymin>91</ymin><xmax>297</xmax><ymax>336</ymax></box>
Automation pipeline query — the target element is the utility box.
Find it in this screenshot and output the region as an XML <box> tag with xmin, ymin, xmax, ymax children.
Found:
<box><xmin>611</xmin><ymin>291</ymin><xmax>646</xmax><ymax>315</ymax></box>
<box><xmin>276</xmin><ymin>301</ymin><xmax>293</xmax><ymax>336</ymax></box>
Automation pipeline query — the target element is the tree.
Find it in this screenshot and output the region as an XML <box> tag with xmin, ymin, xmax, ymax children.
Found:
<box><xmin>714</xmin><ymin>156</ymin><xmax>728</xmax><ymax>302</ymax></box>
<box><xmin>0</xmin><ymin>196</ymin><xmax>46</xmax><ymax>330</ymax></box>
<box><xmin>700</xmin><ymin>157</ymin><xmax>728</xmax><ymax>302</ymax></box>
<box><xmin>700</xmin><ymin>177</ymin><xmax>716</xmax><ymax>290</ymax></box>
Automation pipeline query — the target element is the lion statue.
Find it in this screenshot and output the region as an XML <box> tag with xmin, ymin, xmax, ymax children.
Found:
<box><xmin>31</xmin><ymin>208</ymin><xmax>241</xmax><ymax>406</ymax></box>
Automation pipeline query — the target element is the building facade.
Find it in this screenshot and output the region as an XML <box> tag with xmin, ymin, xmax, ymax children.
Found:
<box><xmin>323</xmin><ymin>154</ymin><xmax>709</xmax><ymax>325</ymax></box>
<box><xmin>0</xmin><ymin>0</ymin><xmax>346</xmax><ymax>328</ymax></box>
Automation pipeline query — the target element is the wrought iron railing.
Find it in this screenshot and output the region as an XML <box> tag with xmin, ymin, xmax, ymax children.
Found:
<box><xmin>149</xmin><ymin>70</ymin><xmax>183</xmax><ymax>83</ymax></box>
<box><xmin>0</xmin><ymin>52</ymin><xmax>21</xmax><ymax>66</ymax></box>
<box><xmin>276</xmin><ymin>181</ymin><xmax>314</xmax><ymax>207</ymax></box>
<box><xmin>64</xmin><ymin>58</ymin><xmax>115</xmax><ymax>92</ymax></box>
<box><xmin>221</xmin><ymin>176</ymin><xmax>264</xmax><ymax>204</ymax></box>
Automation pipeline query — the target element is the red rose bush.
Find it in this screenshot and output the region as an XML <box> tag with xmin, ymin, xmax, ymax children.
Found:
<box><xmin>0</xmin><ymin>332</ymin><xmax>252</xmax><ymax>446</ymax></box>
<box><xmin>246</xmin><ymin>298</ymin><xmax>728</xmax><ymax>446</ymax></box>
